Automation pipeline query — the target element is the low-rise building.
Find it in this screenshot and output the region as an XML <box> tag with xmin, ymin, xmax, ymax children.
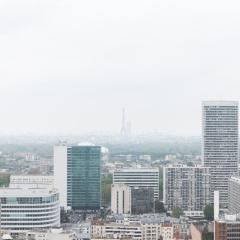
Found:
<box><xmin>91</xmin><ymin>221</ymin><xmax>142</xmax><ymax>240</ymax></box>
<box><xmin>10</xmin><ymin>175</ymin><xmax>54</xmax><ymax>188</ymax></box>
<box><xmin>91</xmin><ymin>214</ymin><xmax>189</xmax><ymax>240</ymax></box>
<box><xmin>25</xmin><ymin>228</ymin><xmax>76</xmax><ymax>240</ymax></box>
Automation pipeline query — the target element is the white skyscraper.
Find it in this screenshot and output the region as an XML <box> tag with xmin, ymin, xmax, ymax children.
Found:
<box><xmin>202</xmin><ymin>101</ymin><xmax>239</xmax><ymax>208</ymax></box>
<box><xmin>54</xmin><ymin>142</ymin><xmax>68</xmax><ymax>209</ymax></box>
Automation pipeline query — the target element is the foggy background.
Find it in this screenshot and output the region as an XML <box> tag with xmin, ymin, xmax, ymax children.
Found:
<box><xmin>0</xmin><ymin>0</ymin><xmax>240</xmax><ymax>136</ymax></box>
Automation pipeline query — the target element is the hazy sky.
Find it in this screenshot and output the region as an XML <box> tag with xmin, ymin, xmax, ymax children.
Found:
<box><xmin>0</xmin><ymin>0</ymin><xmax>240</xmax><ymax>136</ymax></box>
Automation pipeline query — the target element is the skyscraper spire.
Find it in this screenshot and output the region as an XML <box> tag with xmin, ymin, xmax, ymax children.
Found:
<box><xmin>120</xmin><ymin>108</ymin><xmax>127</xmax><ymax>137</ymax></box>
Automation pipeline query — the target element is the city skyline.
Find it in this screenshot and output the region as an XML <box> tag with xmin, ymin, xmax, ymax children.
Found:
<box><xmin>1</xmin><ymin>1</ymin><xmax>240</xmax><ymax>135</ymax></box>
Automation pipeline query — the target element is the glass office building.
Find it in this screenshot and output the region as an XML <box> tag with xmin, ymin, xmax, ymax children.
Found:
<box><xmin>67</xmin><ymin>145</ymin><xmax>101</xmax><ymax>210</ymax></box>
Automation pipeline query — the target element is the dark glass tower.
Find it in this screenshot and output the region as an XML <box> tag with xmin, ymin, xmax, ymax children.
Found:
<box><xmin>67</xmin><ymin>145</ymin><xmax>101</xmax><ymax>210</ymax></box>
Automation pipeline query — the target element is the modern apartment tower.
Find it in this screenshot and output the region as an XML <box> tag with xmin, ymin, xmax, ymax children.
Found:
<box><xmin>202</xmin><ymin>101</ymin><xmax>239</xmax><ymax>208</ymax></box>
<box><xmin>163</xmin><ymin>165</ymin><xmax>211</xmax><ymax>217</ymax></box>
<box><xmin>54</xmin><ymin>143</ymin><xmax>101</xmax><ymax>210</ymax></box>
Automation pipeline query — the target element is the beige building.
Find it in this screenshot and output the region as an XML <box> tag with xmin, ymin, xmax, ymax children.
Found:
<box><xmin>111</xmin><ymin>184</ymin><xmax>131</xmax><ymax>214</ymax></box>
<box><xmin>25</xmin><ymin>229</ymin><xmax>77</xmax><ymax>240</ymax></box>
<box><xmin>141</xmin><ymin>223</ymin><xmax>174</xmax><ymax>240</ymax></box>
<box><xmin>91</xmin><ymin>221</ymin><xmax>141</xmax><ymax>240</ymax></box>
<box><xmin>91</xmin><ymin>219</ymin><xmax>181</xmax><ymax>240</ymax></box>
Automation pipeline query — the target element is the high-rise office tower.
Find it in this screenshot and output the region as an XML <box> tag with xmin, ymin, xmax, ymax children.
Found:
<box><xmin>202</xmin><ymin>101</ymin><xmax>239</xmax><ymax>208</ymax></box>
<box><xmin>67</xmin><ymin>145</ymin><xmax>101</xmax><ymax>210</ymax></box>
<box><xmin>54</xmin><ymin>143</ymin><xmax>101</xmax><ymax>210</ymax></box>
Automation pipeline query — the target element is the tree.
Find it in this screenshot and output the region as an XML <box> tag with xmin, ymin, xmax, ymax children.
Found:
<box><xmin>159</xmin><ymin>177</ymin><xmax>163</xmax><ymax>200</ymax></box>
<box><xmin>204</xmin><ymin>204</ymin><xmax>214</xmax><ymax>221</ymax></box>
<box><xmin>172</xmin><ymin>207</ymin><xmax>184</xmax><ymax>218</ymax></box>
<box><xmin>187</xmin><ymin>161</ymin><xmax>194</xmax><ymax>167</ymax></box>
<box><xmin>101</xmin><ymin>174</ymin><xmax>113</xmax><ymax>207</ymax></box>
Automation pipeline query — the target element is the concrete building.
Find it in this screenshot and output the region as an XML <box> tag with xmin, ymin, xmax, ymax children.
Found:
<box><xmin>91</xmin><ymin>221</ymin><xmax>142</xmax><ymax>240</ymax></box>
<box><xmin>111</xmin><ymin>184</ymin><xmax>131</xmax><ymax>214</ymax></box>
<box><xmin>140</xmin><ymin>214</ymin><xmax>189</xmax><ymax>240</ymax></box>
<box><xmin>0</xmin><ymin>187</ymin><xmax>60</xmax><ymax>233</ymax></box>
<box><xmin>215</xmin><ymin>216</ymin><xmax>240</xmax><ymax>240</ymax></box>
<box><xmin>163</xmin><ymin>165</ymin><xmax>211</xmax><ymax>217</ymax></box>
<box><xmin>131</xmin><ymin>187</ymin><xmax>154</xmax><ymax>214</ymax></box>
<box><xmin>202</xmin><ymin>101</ymin><xmax>239</xmax><ymax>208</ymax></box>
<box><xmin>54</xmin><ymin>142</ymin><xmax>102</xmax><ymax>210</ymax></box>
<box><xmin>25</xmin><ymin>228</ymin><xmax>77</xmax><ymax>240</ymax></box>
<box><xmin>92</xmin><ymin>214</ymin><xmax>190</xmax><ymax>240</ymax></box>
<box><xmin>10</xmin><ymin>175</ymin><xmax>54</xmax><ymax>189</ymax></box>
<box><xmin>228</xmin><ymin>176</ymin><xmax>240</xmax><ymax>214</ymax></box>
<box><xmin>141</xmin><ymin>223</ymin><xmax>174</xmax><ymax>240</ymax></box>
<box><xmin>54</xmin><ymin>142</ymin><xmax>68</xmax><ymax>209</ymax></box>
<box><xmin>113</xmin><ymin>168</ymin><xmax>159</xmax><ymax>200</ymax></box>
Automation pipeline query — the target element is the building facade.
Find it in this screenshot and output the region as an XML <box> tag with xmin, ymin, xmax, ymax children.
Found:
<box><xmin>163</xmin><ymin>165</ymin><xmax>211</xmax><ymax>217</ymax></box>
<box><xmin>54</xmin><ymin>143</ymin><xmax>102</xmax><ymax>210</ymax></box>
<box><xmin>113</xmin><ymin>168</ymin><xmax>159</xmax><ymax>200</ymax></box>
<box><xmin>215</xmin><ymin>219</ymin><xmax>240</xmax><ymax>240</ymax></box>
<box><xmin>111</xmin><ymin>184</ymin><xmax>131</xmax><ymax>214</ymax></box>
<box><xmin>141</xmin><ymin>223</ymin><xmax>174</xmax><ymax>240</ymax></box>
<box><xmin>67</xmin><ymin>145</ymin><xmax>101</xmax><ymax>210</ymax></box>
<box><xmin>228</xmin><ymin>177</ymin><xmax>240</xmax><ymax>214</ymax></box>
<box><xmin>131</xmin><ymin>187</ymin><xmax>154</xmax><ymax>214</ymax></box>
<box><xmin>0</xmin><ymin>187</ymin><xmax>60</xmax><ymax>233</ymax></box>
<box><xmin>54</xmin><ymin>142</ymin><xmax>68</xmax><ymax>209</ymax></box>
<box><xmin>91</xmin><ymin>221</ymin><xmax>142</xmax><ymax>240</ymax></box>
<box><xmin>10</xmin><ymin>175</ymin><xmax>54</xmax><ymax>189</ymax></box>
<box><xmin>26</xmin><ymin>229</ymin><xmax>77</xmax><ymax>240</ymax></box>
<box><xmin>202</xmin><ymin>101</ymin><xmax>239</xmax><ymax>208</ymax></box>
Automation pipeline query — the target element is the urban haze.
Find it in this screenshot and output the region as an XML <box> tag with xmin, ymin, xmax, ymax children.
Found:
<box><xmin>0</xmin><ymin>1</ymin><xmax>240</xmax><ymax>240</ymax></box>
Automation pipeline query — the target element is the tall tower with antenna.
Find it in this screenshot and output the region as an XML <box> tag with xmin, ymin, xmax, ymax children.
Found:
<box><xmin>120</xmin><ymin>108</ymin><xmax>127</xmax><ymax>137</ymax></box>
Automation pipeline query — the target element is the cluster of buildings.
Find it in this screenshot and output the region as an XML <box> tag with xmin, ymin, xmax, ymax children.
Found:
<box><xmin>91</xmin><ymin>214</ymin><xmax>189</xmax><ymax>240</ymax></box>
<box><xmin>1</xmin><ymin>100</ymin><xmax>240</xmax><ymax>239</ymax></box>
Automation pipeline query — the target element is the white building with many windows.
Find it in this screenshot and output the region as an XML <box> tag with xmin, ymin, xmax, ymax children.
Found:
<box><xmin>91</xmin><ymin>221</ymin><xmax>142</xmax><ymax>240</ymax></box>
<box><xmin>202</xmin><ymin>101</ymin><xmax>239</xmax><ymax>208</ymax></box>
<box><xmin>163</xmin><ymin>165</ymin><xmax>211</xmax><ymax>217</ymax></box>
<box><xmin>0</xmin><ymin>187</ymin><xmax>60</xmax><ymax>233</ymax></box>
<box><xmin>113</xmin><ymin>168</ymin><xmax>159</xmax><ymax>200</ymax></box>
<box><xmin>10</xmin><ymin>175</ymin><xmax>54</xmax><ymax>189</ymax></box>
<box><xmin>228</xmin><ymin>176</ymin><xmax>240</xmax><ymax>214</ymax></box>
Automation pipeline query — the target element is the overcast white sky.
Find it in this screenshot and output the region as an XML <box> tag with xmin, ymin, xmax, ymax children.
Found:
<box><xmin>0</xmin><ymin>0</ymin><xmax>240</xmax><ymax>136</ymax></box>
